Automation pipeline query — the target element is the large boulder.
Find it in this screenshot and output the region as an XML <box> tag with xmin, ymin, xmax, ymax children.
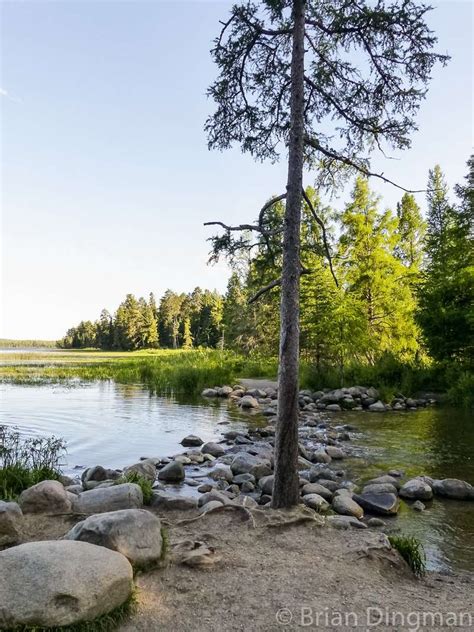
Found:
<box><xmin>332</xmin><ymin>494</ymin><xmax>364</xmax><ymax>519</ymax></box>
<box><xmin>303</xmin><ymin>494</ymin><xmax>329</xmax><ymax>512</ymax></box>
<box><xmin>258</xmin><ymin>475</ymin><xmax>274</xmax><ymax>496</ymax></box>
<box><xmin>362</xmin><ymin>483</ymin><xmax>398</xmax><ymax>495</ymax></box>
<box><xmin>150</xmin><ymin>491</ymin><xmax>197</xmax><ymax>510</ymax></box>
<box><xmin>158</xmin><ymin>460</ymin><xmax>185</xmax><ymax>482</ymax></box>
<box><xmin>230</xmin><ymin>453</ymin><xmax>272</xmax><ymax>479</ymax></box>
<box><xmin>64</xmin><ymin>509</ymin><xmax>163</xmax><ymax>567</ymax></box>
<box><xmin>325</xmin><ymin>446</ymin><xmax>345</xmax><ymax>460</ymax></box>
<box><xmin>432</xmin><ymin>478</ymin><xmax>474</xmax><ymax>500</ymax></box>
<box><xmin>180</xmin><ymin>435</ymin><xmax>204</xmax><ymax>447</ymax></box>
<box><xmin>197</xmin><ymin>490</ymin><xmax>233</xmax><ymax>508</ymax></box>
<box><xmin>0</xmin><ymin>501</ymin><xmax>23</xmax><ymax>546</ymax></box>
<box><xmin>238</xmin><ymin>395</ymin><xmax>259</xmax><ymax>409</ymax></box>
<box><xmin>201</xmin><ymin>442</ymin><xmax>226</xmax><ymax>458</ymax></box>
<box><xmin>365</xmin><ymin>475</ymin><xmax>401</xmax><ymax>489</ymax></box>
<box><xmin>353</xmin><ymin>492</ymin><xmax>399</xmax><ymax>516</ymax></box>
<box><xmin>301</xmin><ymin>483</ymin><xmax>333</xmax><ymax>501</ymax></box>
<box><xmin>368</xmin><ymin>401</ymin><xmax>386</xmax><ymax>412</ymax></box>
<box><xmin>0</xmin><ymin>541</ymin><xmax>133</xmax><ymax>628</ymax></box>
<box><xmin>399</xmin><ymin>478</ymin><xmax>433</xmax><ymax>501</ymax></box>
<box><xmin>123</xmin><ymin>459</ymin><xmax>157</xmax><ymax>482</ymax></box>
<box><xmin>81</xmin><ymin>465</ymin><xmax>120</xmax><ymax>485</ymax></box>
<box><xmin>209</xmin><ymin>465</ymin><xmax>234</xmax><ymax>483</ymax></box>
<box><xmin>72</xmin><ymin>483</ymin><xmax>143</xmax><ymax>514</ymax></box>
<box><xmin>19</xmin><ymin>480</ymin><xmax>72</xmax><ymax>514</ymax></box>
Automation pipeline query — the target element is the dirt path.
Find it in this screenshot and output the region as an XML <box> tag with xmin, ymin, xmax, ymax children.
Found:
<box><xmin>17</xmin><ymin>509</ymin><xmax>473</xmax><ymax>631</ymax></box>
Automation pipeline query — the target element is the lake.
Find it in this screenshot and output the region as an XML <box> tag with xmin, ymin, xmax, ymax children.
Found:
<box><xmin>1</xmin><ymin>380</ymin><xmax>473</xmax><ymax>574</ymax></box>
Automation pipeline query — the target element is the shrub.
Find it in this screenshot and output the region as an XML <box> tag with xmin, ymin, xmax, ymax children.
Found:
<box><xmin>0</xmin><ymin>426</ymin><xmax>66</xmax><ymax>500</ymax></box>
<box><xmin>388</xmin><ymin>534</ymin><xmax>426</xmax><ymax>577</ymax></box>
<box><xmin>117</xmin><ymin>471</ymin><xmax>154</xmax><ymax>505</ymax></box>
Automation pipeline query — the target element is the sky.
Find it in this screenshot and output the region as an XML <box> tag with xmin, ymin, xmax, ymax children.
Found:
<box><xmin>0</xmin><ymin>0</ymin><xmax>472</xmax><ymax>340</ymax></box>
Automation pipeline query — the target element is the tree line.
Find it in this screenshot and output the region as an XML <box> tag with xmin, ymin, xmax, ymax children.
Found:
<box><xmin>61</xmin><ymin>159</ymin><xmax>473</xmax><ymax>374</ymax></box>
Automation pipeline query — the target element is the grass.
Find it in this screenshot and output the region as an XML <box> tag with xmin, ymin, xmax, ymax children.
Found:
<box><xmin>0</xmin><ymin>338</ymin><xmax>58</xmax><ymax>349</ymax></box>
<box><xmin>0</xmin><ymin>426</ymin><xmax>66</xmax><ymax>500</ymax></box>
<box><xmin>388</xmin><ymin>535</ymin><xmax>427</xmax><ymax>578</ymax></box>
<box><xmin>116</xmin><ymin>471</ymin><xmax>154</xmax><ymax>505</ymax></box>
<box><xmin>6</xmin><ymin>589</ymin><xmax>137</xmax><ymax>632</ymax></box>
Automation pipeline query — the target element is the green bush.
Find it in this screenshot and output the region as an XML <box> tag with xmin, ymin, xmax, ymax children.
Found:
<box><xmin>0</xmin><ymin>426</ymin><xmax>66</xmax><ymax>500</ymax></box>
<box><xmin>388</xmin><ymin>534</ymin><xmax>426</xmax><ymax>577</ymax></box>
<box><xmin>117</xmin><ymin>471</ymin><xmax>154</xmax><ymax>505</ymax></box>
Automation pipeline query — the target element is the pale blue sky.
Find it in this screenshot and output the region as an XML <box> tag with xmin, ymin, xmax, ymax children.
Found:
<box><xmin>1</xmin><ymin>0</ymin><xmax>472</xmax><ymax>339</ymax></box>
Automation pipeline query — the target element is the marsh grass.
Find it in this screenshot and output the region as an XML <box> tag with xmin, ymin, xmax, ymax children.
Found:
<box><xmin>388</xmin><ymin>534</ymin><xmax>426</xmax><ymax>577</ymax></box>
<box><xmin>0</xmin><ymin>426</ymin><xmax>66</xmax><ymax>499</ymax></box>
<box><xmin>117</xmin><ymin>471</ymin><xmax>154</xmax><ymax>505</ymax></box>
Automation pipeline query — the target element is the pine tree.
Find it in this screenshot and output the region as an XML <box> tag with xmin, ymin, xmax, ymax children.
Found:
<box><xmin>395</xmin><ymin>193</ymin><xmax>426</xmax><ymax>272</ymax></box>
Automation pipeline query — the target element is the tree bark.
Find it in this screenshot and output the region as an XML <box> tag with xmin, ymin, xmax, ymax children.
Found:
<box><xmin>272</xmin><ymin>0</ymin><xmax>306</xmax><ymax>509</ymax></box>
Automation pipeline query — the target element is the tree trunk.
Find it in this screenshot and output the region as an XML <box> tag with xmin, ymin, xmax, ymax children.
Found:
<box><xmin>272</xmin><ymin>0</ymin><xmax>306</xmax><ymax>509</ymax></box>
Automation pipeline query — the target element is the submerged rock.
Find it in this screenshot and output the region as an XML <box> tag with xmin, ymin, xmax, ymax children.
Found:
<box><xmin>0</xmin><ymin>541</ymin><xmax>133</xmax><ymax>628</ymax></box>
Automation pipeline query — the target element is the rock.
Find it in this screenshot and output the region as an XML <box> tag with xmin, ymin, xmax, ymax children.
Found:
<box><xmin>199</xmin><ymin>500</ymin><xmax>224</xmax><ymax>514</ymax></box>
<box><xmin>312</xmin><ymin>450</ymin><xmax>332</xmax><ymax>464</ymax></box>
<box><xmin>202</xmin><ymin>388</ymin><xmax>218</xmax><ymax>397</ymax></box>
<box><xmin>366</xmin><ymin>387</ymin><xmax>380</xmax><ymax>399</ymax></box>
<box><xmin>82</xmin><ymin>465</ymin><xmax>120</xmax><ymax>484</ymax></box>
<box><xmin>174</xmin><ymin>455</ymin><xmax>192</xmax><ymax>465</ymax></box>
<box><xmin>316</xmin><ymin>479</ymin><xmax>340</xmax><ymax>493</ymax></box>
<box><xmin>201</xmin><ymin>442</ymin><xmax>226</xmax><ymax>458</ymax></box>
<box><xmin>432</xmin><ymin>478</ymin><xmax>474</xmax><ymax>500</ymax></box>
<box><xmin>303</xmin><ymin>494</ymin><xmax>329</xmax><ymax>512</ymax></box>
<box><xmin>325</xmin><ymin>446</ymin><xmax>345</xmax><ymax>460</ymax></box>
<box><xmin>65</xmin><ymin>484</ymin><xmax>83</xmax><ymax>495</ymax></box>
<box><xmin>326</xmin><ymin>515</ymin><xmax>367</xmax><ymax>530</ymax></box>
<box><xmin>362</xmin><ymin>483</ymin><xmax>398</xmax><ymax>495</ymax></box>
<box><xmin>258</xmin><ymin>475</ymin><xmax>274</xmax><ymax>496</ymax></box>
<box><xmin>197</xmin><ymin>484</ymin><xmax>214</xmax><ymax>493</ymax></box>
<box><xmin>368</xmin><ymin>400</ymin><xmax>386</xmax><ymax>412</ymax></box>
<box><xmin>209</xmin><ymin>465</ymin><xmax>234</xmax><ymax>483</ymax></box>
<box><xmin>412</xmin><ymin>500</ymin><xmax>426</xmax><ymax>512</ymax></box>
<box><xmin>332</xmin><ymin>495</ymin><xmax>364</xmax><ymax>519</ymax></box>
<box><xmin>241</xmin><ymin>481</ymin><xmax>255</xmax><ymax>493</ymax></box>
<box><xmin>150</xmin><ymin>491</ymin><xmax>197</xmax><ymax>510</ymax></box>
<box><xmin>233</xmin><ymin>473</ymin><xmax>256</xmax><ymax>485</ymax></box>
<box><xmin>308</xmin><ymin>467</ymin><xmax>337</xmax><ymax>483</ymax></box>
<box><xmin>158</xmin><ymin>460</ymin><xmax>185</xmax><ymax>482</ymax></box>
<box><xmin>0</xmin><ymin>541</ymin><xmax>132</xmax><ymax>628</ymax></box>
<box><xmin>399</xmin><ymin>478</ymin><xmax>433</xmax><ymax>501</ymax></box>
<box><xmin>365</xmin><ymin>475</ymin><xmax>401</xmax><ymax>489</ymax></box>
<box><xmin>197</xmin><ymin>490</ymin><xmax>233</xmax><ymax>508</ymax></box>
<box><xmin>353</xmin><ymin>492</ymin><xmax>400</xmax><ymax>516</ymax></box>
<box><xmin>230</xmin><ymin>453</ymin><xmax>271</xmax><ymax>479</ymax></box>
<box><xmin>233</xmin><ymin>495</ymin><xmax>258</xmax><ymax>509</ymax></box>
<box><xmin>218</xmin><ymin>386</ymin><xmax>233</xmax><ymax>397</ymax></box>
<box><xmin>64</xmin><ymin>509</ymin><xmax>163</xmax><ymax>567</ymax></box>
<box><xmin>123</xmin><ymin>459</ymin><xmax>157</xmax><ymax>482</ymax></box>
<box><xmin>19</xmin><ymin>480</ymin><xmax>72</xmax><ymax>514</ymax></box>
<box><xmin>180</xmin><ymin>434</ymin><xmax>204</xmax><ymax>447</ymax></box>
<box><xmin>301</xmin><ymin>483</ymin><xmax>333</xmax><ymax>501</ymax></box>
<box><xmin>0</xmin><ymin>501</ymin><xmax>23</xmax><ymax>546</ymax></box>
<box><xmin>73</xmin><ymin>483</ymin><xmax>143</xmax><ymax>514</ymax></box>
<box><xmin>238</xmin><ymin>395</ymin><xmax>259</xmax><ymax>409</ymax></box>
<box><xmin>367</xmin><ymin>517</ymin><xmax>386</xmax><ymax>527</ymax></box>
<box><xmin>326</xmin><ymin>404</ymin><xmax>342</xmax><ymax>412</ymax></box>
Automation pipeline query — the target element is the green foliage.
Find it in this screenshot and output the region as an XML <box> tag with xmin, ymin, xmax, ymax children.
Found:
<box><xmin>446</xmin><ymin>370</ymin><xmax>474</xmax><ymax>409</ymax></box>
<box><xmin>118</xmin><ymin>471</ymin><xmax>153</xmax><ymax>505</ymax></box>
<box><xmin>388</xmin><ymin>535</ymin><xmax>426</xmax><ymax>578</ymax></box>
<box><xmin>0</xmin><ymin>426</ymin><xmax>65</xmax><ymax>499</ymax></box>
<box><xmin>7</xmin><ymin>589</ymin><xmax>137</xmax><ymax>631</ymax></box>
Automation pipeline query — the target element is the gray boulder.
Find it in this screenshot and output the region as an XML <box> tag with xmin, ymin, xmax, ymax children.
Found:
<box><xmin>312</xmin><ymin>450</ymin><xmax>332</xmax><ymax>464</ymax></box>
<box><xmin>201</xmin><ymin>442</ymin><xmax>226</xmax><ymax>458</ymax></box>
<box><xmin>150</xmin><ymin>491</ymin><xmax>197</xmax><ymax>510</ymax></box>
<box><xmin>72</xmin><ymin>483</ymin><xmax>143</xmax><ymax>514</ymax></box>
<box><xmin>64</xmin><ymin>509</ymin><xmax>163</xmax><ymax>567</ymax></box>
<box><xmin>303</xmin><ymin>494</ymin><xmax>329</xmax><ymax>512</ymax></box>
<box><xmin>0</xmin><ymin>501</ymin><xmax>23</xmax><ymax>546</ymax></box>
<box><xmin>158</xmin><ymin>460</ymin><xmax>185</xmax><ymax>482</ymax></box>
<box><xmin>353</xmin><ymin>492</ymin><xmax>400</xmax><ymax>516</ymax></box>
<box><xmin>209</xmin><ymin>465</ymin><xmax>233</xmax><ymax>483</ymax></box>
<box><xmin>199</xmin><ymin>500</ymin><xmax>224</xmax><ymax>514</ymax></box>
<box><xmin>399</xmin><ymin>478</ymin><xmax>433</xmax><ymax>501</ymax></box>
<box><xmin>327</xmin><ymin>515</ymin><xmax>367</xmax><ymax>530</ymax></box>
<box><xmin>365</xmin><ymin>475</ymin><xmax>401</xmax><ymax>489</ymax></box>
<box><xmin>258</xmin><ymin>475</ymin><xmax>274</xmax><ymax>496</ymax></box>
<box><xmin>325</xmin><ymin>446</ymin><xmax>345</xmax><ymax>460</ymax></box>
<box><xmin>19</xmin><ymin>480</ymin><xmax>72</xmax><ymax>514</ymax></box>
<box><xmin>0</xmin><ymin>541</ymin><xmax>132</xmax><ymax>628</ymax></box>
<box><xmin>432</xmin><ymin>478</ymin><xmax>474</xmax><ymax>500</ymax></box>
<box><xmin>197</xmin><ymin>490</ymin><xmax>233</xmax><ymax>508</ymax></box>
<box><xmin>332</xmin><ymin>495</ymin><xmax>364</xmax><ymax>519</ymax></box>
<box><xmin>230</xmin><ymin>453</ymin><xmax>272</xmax><ymax>479</ymax></box>
<box><xmin>81</xmin><ymin>465</ymin><xmax>120</xmax><ymax>485</ymax></box>
<box><xmin>123</xmin><ymin>459</ymin><xmax>157</xmax><ymax>482</ymax></box>
<box><xmin>180</xmin><ymin>435</ymin><xmax>204</xmax><ymax>447</ymax></box>
<box><xmin>368</xmin><ymin>400</ymin><xmax>386</xmax><ymax>412</ymax></box>
<box><xmin>362</xmin><ymin>483</ymin><xmax>398</xmax><ymax>495</ymax></box>
<box><xmin>202</xmin><ymin>388</ymin><xmax>218</xmax><ymax>397</ymax></box>
<box><xmin>238</xmin><ymin>395</ymin><xmax>259</xmax><ymax>409</ymax></box>
<box><xmin>301</xmin><ymin>483</ymin><xmax>333</xmax><ymax>501</ymax></box>
<box><xmin>233</xmin><ymin>473</ymin><xmax>256</xmax><ymax>485</ymax></box>
<box><xmin>326</xmin><ymin>404</ymin><xmax>342</xmax><ymax>412</ymax></box>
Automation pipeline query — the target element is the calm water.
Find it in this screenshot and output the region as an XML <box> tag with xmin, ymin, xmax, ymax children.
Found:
<box><xmin>1</xmin><ymin>380</ymin><xmax>473</xmax><ymax>573</ymax></box>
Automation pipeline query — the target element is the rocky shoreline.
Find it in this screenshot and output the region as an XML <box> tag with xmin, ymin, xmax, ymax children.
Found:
<box><xmin>1</xmin><ymin>382</ymin><xmax>473</xmax><ymax>629</ymax></box>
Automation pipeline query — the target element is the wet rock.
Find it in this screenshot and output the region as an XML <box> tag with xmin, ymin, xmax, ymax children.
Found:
<box><xmin>362</xmin><ymin>483</ymin><xmax>398</xmax><ymax>495</ymax></box>
<box><xmin>238</xmin><ymin>395</ymin><xmax>259</xmax><ymax>409</ymax></box>
<box><xmin>201</xmin><ymin>442</ymin><xmax>226</xmax><ymax>458</ymax></box>
<box><xmin>73</xmin><ymin>483</ymin><xmax>143</xmax><ymax>514</ymax></box>
<box><xmin>180</xmin><ymin>435</ymin><xmax>204</xmax><ymax>447</ymax></box>
<box><xmin>64</xmin><ymin>509</ymin><xmax>163</xmax><ymax>567</ymax></box>
<box><xmin>303</xmin><ymin>494</ymin><xmax>329</xmax><ymax>512</ymax></box>
<box><xmin>123</xmin><ymin>459</ymin><xmax>157</xmax><ymax>482</ymax></box>
<box><xmin>209</xmin><ymin>465</ymin><xmax>234</xmax><ymax>483</ymax></box>
<box><xmin>365</xmin><ymin>475</ymin><xmax>401</xmax><ymax>489</ymax></box>
<box><xmin>332</xmin><ymin>495</ymin><xmax>364</xmax><ymax>519</ymax></box>
<box><xmin>218</xmin><ymin>386</ymin><xmax>233</xmax><ymax>397</ymax></box>
<box><xmin>202</xmin><ymin>388</ymin><xmax>218</xmax><ymax>397</ymax></box>
<box><xmin>233</xmin><ymin>473</ymin><xmax>256</xmax><ymax>485</ymax></box>
<box><xmin>0</xmin><ymin>501</ymin><xmax>23</xmax><ymax>546</ymax></box>
<box><xmin>0</xmin><ymin>541</ymin><xmax>132</xmax><ymax>628</ymax></box>
<box><xmin>150</xmin><ymin>491</ymin><xmax>197</xmax><ymax>510</ymax></box>
<box><xmin>353</xmin><ymin>492</ymin><xmax>400</xmax><ymax>516</ymax></box>
<box><xmin>197</xmin><ymin>484</ymin><xmax>213</xmax><ymax>493</ymax></box>
<box><xmin>399</xmin><ymin>478</ymin><xmax>433</xmax><ymax>501</ymax></box>
<box><xmin>368</xmin><ymin>401</ymin><xmax>386</xmax><ymax>412</ymax></box>
<box><xmin>158</xmin><ymin>460</ymin><xmax>185</xmax><ymax>482</ymax></box>
<box><xmin>367</xmin><ymin>517</ymin><xmax>386</xmax><ymax>527</ymax></box>
<box><xmin>412</xmin><ymin>500</ymin><xmax>426</xmax><ymax>512</ymax></box>
<box><xmin>19</xmin><ymin>480</ymin><xmax>72</xmax><ymax>515</ymax></box>
<box><xmin>432</xmin><ymin>478</ymin><xmax>474</xmax><ymax>500</ymax></box>
<box><xmin>325</xmin><ymin>446</ymin><xmax>345</xmax><ymax>460</ymax></box>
